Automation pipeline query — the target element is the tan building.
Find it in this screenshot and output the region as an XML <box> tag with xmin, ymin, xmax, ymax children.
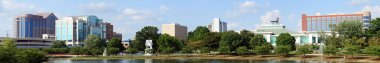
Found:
<box><xmin>161</xmin><ymin>23</ymin><xmax>188</xmax><ymax>40</ymax></box>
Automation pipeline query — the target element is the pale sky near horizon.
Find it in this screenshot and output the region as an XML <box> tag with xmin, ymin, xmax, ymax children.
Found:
<box><xmin>0</xmin><ymin>0</ymin><xmax>379</xmax><ymax>40</ymax></box>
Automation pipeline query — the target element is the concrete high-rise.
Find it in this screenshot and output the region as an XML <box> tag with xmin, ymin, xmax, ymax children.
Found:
<box><xmin>14</xmin><ymin>13</ymin><xmax>58</xmax><ymax>38</ymax></box>
<box><xmin>208</xmin><ymin>18</ymin><xmax>227</xmax><ymax>32</ymax></box>
<box><xmin>55</xmin><ymin>15</ymin><xmax>107</xmax><ymax>46</ymax></box>
<box><xmin>162</xmin><ymin>23</ymin><xmax>188</xmax><ymax>40</ymax></box>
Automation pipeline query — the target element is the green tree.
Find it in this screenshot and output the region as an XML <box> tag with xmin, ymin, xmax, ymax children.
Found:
<box><xmin>188</xmin><ymin>26</ymin><xmax>210</xmax><ymax>40</ymax></box>
<box><xmin>203</xmin><ymin>32</ymin><xmax>221</xmax><ymax>50</ymax></box>
<box><xmin>240</xmin><ymin>29</ymin><xmax>255</xmax><ymax>47</ymax></box>
<box><xmin>180</xmin><ymin>46</ymin><xmax>193</xmax><ymax>56</ymax></box>
<box><xmin>0</xmin><ymin>48</ymin><xmax>17</xmax><ymax>62</ymax></box>
<box><xmin>107</xmin><ymin>38</ymin><xmax>125</xmax><ymax>52</ymax></box>
<box><xmin>187</xmin><ymin>26</ymin><xmax>211</xmax><ymax>51</ymax></box>
<box><xmin>342</xmin><ymin>37</ymin><xmax>366</xmax><ymax>49</ymax></box>
<box><xmin>200</xmin><ymin>47</ymin><xmax>211</xmax><ymax>53</ymax></box>
<box><xmin>334</xmin><ymin>20</ymin><xmax>364</xmax><ymax>38</ymax></box>
<box><xmin>323</xmin><ymin>45</ymin><xmax>339</xmax><ymax>56</ymax></box>
<box><xmin>0</xmin><ymin>38</ymin><xmax>48</xmax><ymax>63</ymax></box>
<box><xmin>161</xmin><ymin>47</ymin><xmax>175</xmax><ymax>56</ymax></box>
<box><xmin>320</xmin><ymin>32</ymin><xmax>343</xmax><ymax>48</ymax></box>
<box><xmin>249</xmin><ymin>34</ymin><xmax>266</xmax><ymax>49</ymax></box>
<box><xmin>343</xmin><ymin>45</ymin><xmax>361</xmax><ymax>58</ymax></box>
<box><xmin>255</xmin><ymin>42</ymin><xmax>273</xmax><ymax>56</ymax></box>
<box><xmin>84</xmin><ymin>34</ymin><xmax>105</xmax><ymax>56</ymax></box>
<box><xmin>79</xmin><ymin>47</ymin><xmax>91</xmax><ymax>55</ymax></box>
<box><xmin>296</xmin><ymin>45</ymin><xmax>312</xmax><ymax>57</ymax></box>
<box><xmin>89</xmin><ymin>48</ymin><xmax>103</xmax><ymax>56</ymax></box>
<box><xmin>107</xmin><ymin>47</ymin><xmax>120</xmax><ymax>57</ymax></box>
<box><xmin>157</xmin><ymin>34</ymin><xmax>182</xmax><ymax>53</ymax></box>
<box><xmin>219</xmin><ymin>31</ymin><xmax>243</xmax><ymax>51</ymax></box>
<box><xmin>69</xmin><ymin>46</ymin><xmax>81</xmax><ymax>57</ymax></box>
<box><xmin>51</xmin><ymin>40</ymin><xmax>67</xmax><ymax>48</ymax></box>
<box><xmin>368</xmin><ymin>37</ymin><xmax>380</xmax><ymax>46</ymax></box>
<box><xmin>276</xmin><ymin>33</ymin><xmax>296</xmax><ymax>50</ymax></box>
<box><xmin>236</xmin><ymin>46</ymin><xmax>249</xmax><ymax>55</ymax></box>
<box><xmin>275</xmin><ymin>45</ymin><xmax>291</xmax><ymax>56</ymax></box>
<box><xmin>126</xmin><ymin>48</ymin><xmax>138</xmax><ymax>55</ymax></box>
<box><xmin>1</xmin><ymin>37</ymin><xmax>16</xmax><ymax>49</ymax></box>
<box><xmin>43</xmin><ymin>48</ymin><xmax>69</xmax><ymax>54</ymax></box>
<box><xmin>17</xmin><ymin>49</ymin><xmax>48</xmax><ymax>63</ymax></box>
<box><xmin>84</xmin><ymin>34</ymin><xmax>106</xmax><ymax>48</ymax></box>
<box><xmin>134</xmin><ymin>26</ymin><xmax>159</xmax><ymax>51</ymax></box>
<box><xmin>368</xmin><ymin>18</ymin><xmax>380</xmax><ymax>37</ymax></box>
<box><xmin>364</xmin><ymin>46</ymin><xmax>380</xmax><ymax>57</ymax></box>
<box><xmin>217</xmin><ymin>46</ymin><xmax>230</xmax><ymax>54</ymax></box>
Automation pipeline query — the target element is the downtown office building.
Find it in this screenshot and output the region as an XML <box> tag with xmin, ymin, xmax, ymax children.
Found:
<box><xmin>208</xmin><ymin>18</ymin><xmax>227</xmax><ymax>32</ymax></box>
<box><xmin>55</xmin><ymin>15</ymin><xmax>107</xmax><ymax>46</ymax></box>
<box><xmin>162</xmin><ymin>23</ymin><xmax>188</xmax><ymax>40</ymax></box>
<box><xmin>14</xmin><ymin>13</ymin><xmax>58</xmax><ymax>39</ymax></box>
<box><xmin>301</xmin><ymin>11</ymin><xmax>371</xmax><ymax>43</ymax></box>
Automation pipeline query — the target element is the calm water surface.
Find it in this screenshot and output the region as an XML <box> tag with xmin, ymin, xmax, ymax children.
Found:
<box><xmin>48</xmin><ymin>58</ymin><xmax>329</xmax><ymax>63</ymax></box>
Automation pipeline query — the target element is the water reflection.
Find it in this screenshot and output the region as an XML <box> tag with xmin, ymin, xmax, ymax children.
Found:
<box><xmin>48</xmin><ymin>59</ymin><xmax>330</xmax><ymax>63</ymax></box>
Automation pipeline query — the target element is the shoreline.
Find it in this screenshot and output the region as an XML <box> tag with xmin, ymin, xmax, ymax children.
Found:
<box><xmin>48</xmin><ymin>54</ymin><xmax>380</xmax><ymax>62</ymax></box>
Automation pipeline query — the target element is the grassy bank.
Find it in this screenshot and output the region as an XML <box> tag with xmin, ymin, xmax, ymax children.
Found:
<box><xmin>50</xmin><ymin>54</ymin><xmax>380</xmax><ymax>62</ymax></box>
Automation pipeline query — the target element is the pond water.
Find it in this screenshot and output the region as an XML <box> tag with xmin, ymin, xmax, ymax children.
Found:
<box><xmin>48</xmin><ymin>58</ymin><xmax>330</xmax><ymax>63</ymax></box>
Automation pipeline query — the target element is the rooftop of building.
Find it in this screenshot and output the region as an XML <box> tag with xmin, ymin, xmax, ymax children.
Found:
<box><xmin>254</xmin><ymin>17</ymin><xmax>303</xmax><ymax>35</ymax></box>
<box><xmin>302</xmin><ymin>11</ymin><xmax>371</xmax><ymax>17</ymax></box>
<box><xmin>0</xmin><ymin>37</ymin><xmax>54</xmax><ymax>41</ymax></box>
<box><xmin>16</xmin><ymin>13</ymin><xmax>55</xmax><ymax>18</ymax></box>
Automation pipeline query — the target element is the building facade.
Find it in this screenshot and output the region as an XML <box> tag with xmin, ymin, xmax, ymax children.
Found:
<box><xmin>255</xmin><ymin>18</ymin><xmax>310</xmax><ymax>45</ymax></box>
<box><xmin>302</xmin><ymin>11</ymin><xmax>371</xmax><ymax>32</ymax></box>
<box><xmin>55</xmin><ymin>15</ymin><xmax>107</xmax><ymax>46</ymax></box>
<box><xmin>0</xmin><ymin>37</ymin><xmax>53</xmax><ymax>48</ymax></box>
<box><xmin>112</xmin><ymin>32</ymin><xmax>122</xmax><ymax>40</ymax></box>
<box><xmin>162</xmin><ymin>23</ymin><xmax>188</xmax><ymax>40</ymax></box>
<box><xmin>208</xmin><ymin>18</ymin><xmax>227</xmax><ymax>32</ymax></box>
<box><xmin>14</xmin><ymin>13</ymin><xmax>58</xmax><ymax>39</ymax></box>
<box><xmin>121</xmin><ymin>39</ymin><xmax>132</xmax><ymax>48</ymax></box>
<box><xmin>301</xmin><ymin>11</ymin><xmax>371</xmax><ymax>44</ymax></box>
<box><xmin>105</xmin><ymin>22</ymin><xmax>113</xmax><ymax>41</ymax></box>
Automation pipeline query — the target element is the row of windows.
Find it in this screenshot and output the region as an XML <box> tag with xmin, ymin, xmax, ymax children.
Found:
<box><xmin>17</xmin><ymin>18</ymin><xmax>45</xmax><ymax>21</ymax></box>
<box><xmin>307</xmin><ymin>16</ymin><xmax>363</xmax><ymax>21</ymax></box>
<box><xmin>306</xmin><ymin>16</ymin><xmax>364</xmax><ymax>31</ymax></box>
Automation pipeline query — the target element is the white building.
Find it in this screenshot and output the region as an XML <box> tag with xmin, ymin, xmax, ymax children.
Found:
<box><xmin>208</xmin><ymin>18</ymin><xmax>227</xmax><ymax>32</ymax></box>
<box><xmin>254</xmin><ymin>18</ymin><xmax>311</xmax><ymax>46</ymax></box>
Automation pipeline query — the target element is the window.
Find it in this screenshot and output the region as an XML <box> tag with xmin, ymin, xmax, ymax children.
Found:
<box><xmin>312</xmin><ymin>37</ymin><xmax>316</xmax><ymax>43</ymax></box>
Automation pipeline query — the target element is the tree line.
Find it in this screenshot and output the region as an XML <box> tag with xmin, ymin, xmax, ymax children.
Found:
<box><xmin>128</xmin><ymin>24</ymin><xmax>308</xmax><ymax>56</ymax></box>
<box><xmin>127</xmin><ymin>18</ymin><xmax>380</xmax><ymax>58</ymax></box>
<box><xmin>43</xmin><ymin>35</ymin><xmax>126</xmax><ymax>57</ymax></box>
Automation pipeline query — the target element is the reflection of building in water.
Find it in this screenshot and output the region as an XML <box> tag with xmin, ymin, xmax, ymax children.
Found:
<box><xmin>145</xmin><ymin>59</ymin><xmax>152</xmax><ymax>63</ymax></box>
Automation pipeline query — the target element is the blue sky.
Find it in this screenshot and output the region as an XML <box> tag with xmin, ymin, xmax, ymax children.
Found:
<box><xmin>0</xmin><ymin>0</ymin><xmax>379</xmax><ymax>40</ymax></box>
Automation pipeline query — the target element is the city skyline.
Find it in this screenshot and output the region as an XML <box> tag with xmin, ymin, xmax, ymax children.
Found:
<box><xmin>0</xmin><ymin>0</ymin><xmax>380</xmax><ymax>40</ymax></box>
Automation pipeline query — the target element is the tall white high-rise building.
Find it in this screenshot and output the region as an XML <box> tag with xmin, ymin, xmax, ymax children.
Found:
<box><xmin>208</xmin><ymin>18</ymin><xmax>227</xmax><ymax>32</ymax></box>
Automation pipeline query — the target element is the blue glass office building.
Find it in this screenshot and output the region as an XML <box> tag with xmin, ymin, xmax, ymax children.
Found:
<box><xmin>55</xmin><ymin>15</ymin><xmax>106</xmax><ymax>46</ymax></box>
<box><xmin>14</xmin><ymin>13</ymin><xmax>58</xmax><ymax>38</ymax></box>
